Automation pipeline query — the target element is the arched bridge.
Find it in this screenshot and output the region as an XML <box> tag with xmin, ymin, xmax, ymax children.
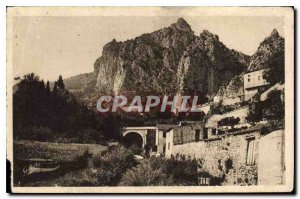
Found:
<box><xmin>122</xmin><ymin>126</ymin><xmax>157</xmax><ymax>148</ymax></box>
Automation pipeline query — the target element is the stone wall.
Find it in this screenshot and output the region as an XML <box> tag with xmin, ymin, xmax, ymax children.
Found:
<box><xmin>170</xmin><ymin>130</ymin><xmax>260</xmax><ymax>185</ymax></box>
<box><xmin>168</xmin><ymin>129</ymin><xmax>285</xmax><ymax>185</ymax></box>
<box><xmin>173</xmin><ymin>123</ymin><xmax>203</xmax><ymax>145</ymax></box>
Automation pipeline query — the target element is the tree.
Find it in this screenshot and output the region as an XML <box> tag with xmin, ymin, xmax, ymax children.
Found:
<box><xmin>246</xmin><ymin>101</ymin><xmax>263</xmax><ymax>124</ymax></box>
<box><xmin>40</xmin><ymin>79</ymin><xmax>45</xmax><ymax>90</ymax></box>
<box><xmin>13</xmin><ymin>73</ymin><xmax>103</xmax><ymax>143</ymax></box>
<box><xmin>57</xmin><ymin>75</ymin><xmax>65</xmax><ymax>90</ymax></box>
<box><xmin>217</xmin><ymin>117</ymin><xmax>240</xmax><ymax>129</ymax></box>
<box><xmin>264</xmin><ymin>89</ymin><xmax>284</xmax><ymax>121</ymax></box>
<box><xmin>46</xmin><ymin>81</ymin><xmax>50</xmax><ymax>94</ymax></box>
<box><xmin>53</xmin><ymin>81</ymin><xmax>58</xmax><ymax>94</ymax></box>
<box><xmin>263</xmin><ymin>51</ymin><xmax>284</xmax><ymax>85</ymax></box>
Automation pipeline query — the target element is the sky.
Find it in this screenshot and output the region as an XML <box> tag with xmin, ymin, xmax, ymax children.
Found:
<box><xmin>12</xmin><ymin>16</ymin><xmax>284</xmax><ymax>81</ymax></box>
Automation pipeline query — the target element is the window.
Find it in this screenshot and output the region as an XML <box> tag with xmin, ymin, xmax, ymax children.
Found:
<box><xmin>195</xmin><ymin>129</ymin><xmax>200</xmax><ymax>142</ymax></box>
<box><xmin>163</xmin><ymin>131</ymin><xmax>166</xmax><ymax>138</ymax></box>
<box><xmin>246</xmin><ymin>138</ymin><xmax>255</xmax><ymax>165</ymax></box>
<box><xmin>212</xmin><ymin>128</ymin><xmax>216</xmax><ymax>135</ymax></box>
<box><xmin>248</xmin><ymin>78</ymin><xmax>250</xmax><ymax>82</ymax></box>
<box><xmin>203</xmin><ymin>129</ymin><xmax>208</xmax><ymax>140</ymax></box>
<box><xmin>258</xmin><ymin>76</ymin><xmax>260</xmax><ymax>81</ymax></box>
<box><xmin>152</xmin><ymin>146</ymin><xmax>157</xmax><ymax>152</ymax></box>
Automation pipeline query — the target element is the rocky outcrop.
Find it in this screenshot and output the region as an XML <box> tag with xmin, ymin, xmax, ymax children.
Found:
<box><xmin>176</xmin><ymin>30</ymin><xmax>249</xmax><ymax>97</ymax></box>
<box><xmin>215</xmin><ymin>74</ymin><xmax>244</xmax><ymax>99</ymax></box>
<box><xmin>215</xmin><ymin>29</ymin><xmax>284</xmax><ymax>102</ymax></box>
<box><xmin>92</xmin><ymin>18</ymin><xmax>250</xmax><ymax>98</ymax></box>
<box><xmin>247</xmin><ymin>29</ymin><xmax>284</xmax><ymax>72</ymax></box>
<box><xmin>65</xmin><ymin>19</ymin><xmax>286</xmax><ymax>107</ymax></box>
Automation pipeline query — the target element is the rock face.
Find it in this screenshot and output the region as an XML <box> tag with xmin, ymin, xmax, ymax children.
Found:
<box><xmin>215</xmin><ymin>74</ymin><xmax>244</xmax><ymax>99</ymax></box>
<box><xmin>215</xmin><ymin>29</ymin><xmax>285</xmax><ymax>101</ymax></box>
<box><xmin>247</xmin><ymin>29</ymin><xmax>284</xmax><ymax>72</ymax></box>
<box><xmin>176</xmin><ymin>30</ymin><xmax>249</xmax><ymax>98</ymax></box>
<box><xmin>65</xmin><ymin>20</ymin><xmax>286</xmax><ymax>105</ymax></box>
<box><xmin>91</xmin><ymin>18</ymin><xmax>250</xmax><ymax>98</ymax></box>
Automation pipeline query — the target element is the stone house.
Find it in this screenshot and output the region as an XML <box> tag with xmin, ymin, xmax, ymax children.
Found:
<box><xmin>244</xmin><ymin>69</ymin><xmax>269</xmax><ymax>101</ymax></box>
<box><xmin>155</xmin><ymin>124</ymin><xmax>179</xmax><ymax>155</ymax></box>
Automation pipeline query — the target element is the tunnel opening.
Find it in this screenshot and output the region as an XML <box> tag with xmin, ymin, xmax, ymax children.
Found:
<box><xmin>123</xmin><ymin>132</ymin><xmax>144</xmax><ymax>154</ymax></box>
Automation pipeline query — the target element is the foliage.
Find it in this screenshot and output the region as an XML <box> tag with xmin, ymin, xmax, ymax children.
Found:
<box><xmin>246</xmin><ymin>101</ymin><xmax>263</xmax><ymax>124</ymax></box>
<box><xmin>119</xmin><ymin>159</ymin><xmax>171</xmax><ymax>186</ymax></box>
<box><xmin>209</xmin><ymin>102</ymin><xmax>237</xmax><ymax>115</ymax></box>
<box><xmin>263</xmin><ymin>51</ymin><xmax>285</xmax><ymax>85</ymax></box>
<box><xmin>264</xmin><ymin>89</ymin><xmax>284</xmax><ymax>121</ymax></box>
<box><xmin>260</xmin><ymin>126</ymin><xmax>270</xmax><ymax>135</ymax></box>
<box><xmin>92</xmin><ymin>145</ymin><xmax>138</xmax><ymax>186</ymax></box>
<box><xmin>164</xmin><ymin>157</ymin><xmax>198</xmax><ymax>185</ymax></box>
<box><xmin>54</xmin><ymin>145</ymin><xmax>137</xmax><ymax>186</ymax></box>
<box><xmin>120</xmin><ymin>155</ymin><xmax>200</xmax><ymax>186</ymax></box>
<box><xmin>13</xmin><ymin>73</ymin><xmax>103</xmax><ymax>143</ymax></box>
<box><xmin>217</xmin><ymin>117</ymin><xmax>240</xmax><ymax>128</ymax></box>
<box><xmin>246</xmin><ymin>89</ymin><xmax>284</xmax><ymax>124</ymax></box>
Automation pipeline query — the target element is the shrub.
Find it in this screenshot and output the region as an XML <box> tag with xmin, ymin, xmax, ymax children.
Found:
<box><xmin>217</xmin><ymin>117</ymin><xmax>240</xmax><ymax>129</ymax></box>
<box><xmin>264</xmin><ymin>90</ymin><xmax>284</xmax><ymax>121</ymax></box>
<box><xmin>165</xmin><ymin>158</ymin><xmax>198</xmax><ymax>185</ymax></box>
<box><xmin>57</xmin><ymin>168</ymin><xmax>99</xmax><ymax>186</ymax></box>
<box><xmin>246</xmin><ymin>101</ymin><xmax>263</xmax><ymax>124</ymax></box>
<box><xmin>260</xmin><ymin>126</ymin><xmax>270</xmax><ymax>135</ymax></box>
<box><xmin>93</xmin><ymin>145</ymin><xmax>138</xmax><ymax>186</ymax></box>
<box><xmin>119</xmin><ymin>159</ymin><xmax>172</xmax><ymax>186</ymax></box>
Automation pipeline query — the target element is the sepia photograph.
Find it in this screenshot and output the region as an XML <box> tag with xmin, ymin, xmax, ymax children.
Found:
<box><xmin>6</xmin><ymin>7</ymin><xmax>294</xmax><ymax>193</ymax></box>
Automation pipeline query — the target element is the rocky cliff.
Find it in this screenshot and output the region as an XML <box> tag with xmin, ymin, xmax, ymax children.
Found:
<box><xmin>91</xmin><ymin>18</ymin><xmax>250</xmax><ymax>98</ymax></box>
<box><xmin>215</xmin><ymin>29</ymin><xmax>285</xmax><ymax>100</ymax></box>
<box><xmin>247</xmin><ymin>29</ymin><xmax>284</xmax><ymax>72</ymax></box>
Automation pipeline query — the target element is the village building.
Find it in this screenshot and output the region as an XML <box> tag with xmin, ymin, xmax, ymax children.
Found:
<box><xmin>155</xmin><ymin>124</ymin><xmax>180</xmax><ymax>155</ymax></box>
<box><xmin>244</xmin><ymin>69</ymin><xmax>269</xmax><ymax>101</ymax></box>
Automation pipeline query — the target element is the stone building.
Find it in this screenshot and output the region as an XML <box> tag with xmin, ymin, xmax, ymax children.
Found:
<box><xmin>244</xmin><ymin>69</ymin><xmax>269</xmax><ymax>101</ymax></box>
<box><xmin>155</xmin><ymin>124</ymin><xmax>179</xmax><ymax>155</ymax></box>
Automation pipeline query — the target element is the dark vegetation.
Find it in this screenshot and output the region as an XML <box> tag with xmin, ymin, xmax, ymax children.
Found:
<box><xmin>53</xmin><ymin>146</ymin><xmax>227</xmax><ymax>186</ymax></box>
<box><xmin>263</xmin><ymin>49</ymin><xmax>285</xmax><ymax>85</ymax></box>
<box><xmin>217</xmin><ymin>117</ymin><xmax>240</xmax><ymax>129</ymax></box>
<box><xmin>246</xmin><ymin>89</ymin><xmax>284</xmax><ymax>125</ymax></box>
<box><xmin>13</xmin><ymin>73</ymin><xmax>103</xmax><ymax>143</ymax></box>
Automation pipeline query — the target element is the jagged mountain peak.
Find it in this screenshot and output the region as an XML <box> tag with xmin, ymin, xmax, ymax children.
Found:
<box><xmin>200</xmin><ymin>30</ymin><xmax>219</xmax><ymax>41</ymax></box>
<box><xmin>262</xmin><ymin>29</ymin><xmax>282</xmax><ymax>44</ymax></box>
<box><xmin>248</xmin><ymin>28</ymin><xmax>284</xmax><ymax>72</ymax></box>
<box><xmin>170</xmin><ymin>18</ymin><xmax>192</xmax><ymax>32</ymax></box>
<box><xmin>270</xmin><ymin>28</ymin><xmax>280</xmax><ymax>37</ymax></box>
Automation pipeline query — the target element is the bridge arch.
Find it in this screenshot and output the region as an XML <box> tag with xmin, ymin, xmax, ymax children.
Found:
<box><xmin>123</xmin><ymin>132</ymin><xmax>144</xmax><ymax>149</ymax></box>
<box><xmin>122</xmin><ymin>127</ymin><xmax>156</xmax><ymax>149</ymax></box>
